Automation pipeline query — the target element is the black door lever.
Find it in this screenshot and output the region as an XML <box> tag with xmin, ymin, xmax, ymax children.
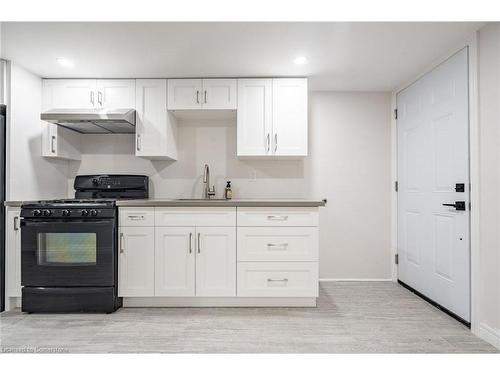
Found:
<box><xmin>442</xmin><ymin>201</ymin><xmax>466</xmax><ymax>211</ymax></box>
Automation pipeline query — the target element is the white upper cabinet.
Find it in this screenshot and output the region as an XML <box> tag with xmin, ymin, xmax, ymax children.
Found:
<box><xmin>237</xmin><ymin>79</ymin><xmax>273</xmax><ymax>156</ymax></box>
<box><xmin>135</xmin><ymin>79</ymin><xmax>178</xmax><ymax>160</ymax></box>
<box><xmin>167</xmin><ymin>79</ymin><xmax>237</xmax><ymax>110</ymax></box>
<box><xmin>167</xmin><ymin>79</ymin><xmax>203</xmax><ymax>110</ymax></box>
<box><xmin>272</xmin><ymin>79</ymin><xmax>308</xmax><ymax>156</ymax></box>
<box><xmin>237</xmin><ymin>78</ymin><xmax>308</xmax><ymax>158</ymax></box>
<box><xmin>43</xmin><ymin>79</ymin><xmax>96</xmax><ymax>109</ymax></box>
<box><xmin>96</xmin><ymin>79</ymin><xmax>135</xmax><ymax>108</ymax></box>
<box><xmin>202</xmin><ymin>79</ymin><xmax>237</xmax><ymax>110</ymax></box>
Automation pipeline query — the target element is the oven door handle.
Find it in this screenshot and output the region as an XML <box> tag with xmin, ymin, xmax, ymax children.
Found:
<box><xmin>21</xmin><ymin>219</ymin><xmax>115</xmax><ymax>226</ymax></box>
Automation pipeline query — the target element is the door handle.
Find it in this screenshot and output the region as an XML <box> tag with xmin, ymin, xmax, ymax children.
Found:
<box><xmin>442</xmin><ymin>201</ymin><xmax>466</xmax><ymax>211</ymax></box>
<box><xmin>204</xmin><ymin>90</ymin><xmax>207</xmax><ymax>104</ymax></box>
<box><xmin>98</xmin><ymin>91</ymin><xmax>103</xmax><ymax>106</ymax></box>
<box><xmin>120</xmin><ymin>233</ymin><xmax>125</xmax><ymax>253</ymax></box>
<box><xmin>90</xmin><ymin>91</ymin><xmax>95</xmax><ymax>105</ymax></box>
<box><xmin>196</xmin><ymin>90</ymin><xmax>200</xmax><ymax>104</ymax></box>
<box><xmin>189</xmin><ymin>232</ymin><xmax>193</xmax><ymax>254</ymax></box>
<box><xmin>197</xmin><ymin>232</ymin><xmax>201</xmax><ymax>254</ymax></box>
<box><xmin>266</xmin><ymin>133</ymin><xmax>270</xmax><ymax>152</ymax></box>
<box><xmin>13</xmin><ymin>216</ymin><xmax>19</xmax><ymax>231</ymax></box>
<box><xmin>51</xmin><ymin>135</ymin><xmax>56</xmax><ymax>153</ymax></box>
<box><xmin>274</xmin><ymin>133</ymin><xmax>278</xmax><ymax>152</ymax></box>
<box><xmin>137</xmin><ymin>134</ymin><xmax>141</xmax><ymax>151</ymax></box>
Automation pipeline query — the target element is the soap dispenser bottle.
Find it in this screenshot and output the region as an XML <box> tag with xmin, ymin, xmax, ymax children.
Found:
<box><xmin>225</xmin><ymin>181</ymin><xmax>233</xmax><ymax>200</ymax></box>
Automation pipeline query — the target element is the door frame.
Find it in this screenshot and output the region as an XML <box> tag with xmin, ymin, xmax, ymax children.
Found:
<box><xmin>391</xmin><ymin>32</ymin><xmax>480</xmax><ymax>333</ymax></box>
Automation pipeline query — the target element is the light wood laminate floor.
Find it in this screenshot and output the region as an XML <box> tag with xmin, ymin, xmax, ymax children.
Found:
<box><xmin>0</xmin><ymin>282</ymin><xmax>497</xmax><ymax>353</ymax></box>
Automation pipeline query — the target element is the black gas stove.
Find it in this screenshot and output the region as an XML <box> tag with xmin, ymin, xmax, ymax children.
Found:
<box><xmin>20</xmin><ymin>175</ymin><xmax>148</xmax><ymax>313</ymax></box>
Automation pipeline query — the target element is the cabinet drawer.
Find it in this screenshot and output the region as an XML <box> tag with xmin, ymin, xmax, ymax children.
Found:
<box><xmin>237</xmin><ymin>207</ymin><xmax>318</xmax><ymax>227</ymax></box>
<box><xmin>119</xmin><ymin>208</ymin><xmax>155</xmax><ymax>226</ymax></box>
<box><xmin>237</xmin><ymin>227</ymin><xmax>318</xmax><ymax>261</ymax></box>
<box><xmin>155</xmin><ymin>207</ymin><xmax>236</xmax><ymax>227</ymax></box>
<box><xmin>237</xmin><ymin>262</ymin><xmax>318</xmax><ymax>297</ymax></box>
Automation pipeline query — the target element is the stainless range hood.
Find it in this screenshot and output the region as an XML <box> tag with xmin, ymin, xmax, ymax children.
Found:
<box><xmin>41</xmin><ymin>108</ymin><xmax>136</xmax><ymax>134</ymax></box>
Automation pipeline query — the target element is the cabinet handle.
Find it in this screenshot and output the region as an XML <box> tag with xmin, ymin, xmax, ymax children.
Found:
<box><xmin>197</xmin><ymin>232</ymin><xmax>201</xmax><ymax>254</ymax></box>
<box><xmin>274</xmin><ymin>133</ymin><xmax>278</xmax><ymax>152</ymax></box>
<box><xmin>127</xmin><ymin>215</ymin><xmax>145</xmax><ymax>221</ymax></box>
<box><xmin>267</xmin><ymin>278</ymin><xmax>288</xmax><ymax>283</ymax></box>
<box><xmin>267</xmin><ymin>243</ymin><xmax>288</xmax><ymax>249</ymax></box>
<box><xmin>90</xmin><ymin>91</ymin><xmax>95</xmax><ymax>105</ymax></box>
<box><xmin>267</xmin><ymin>215</ymin><xmax>288</xmax><ymax>221</ymax></box>
<box><xmin>51</xmin><ymin>135</ymin><xmax>56</xmax><ymax>153</ymax></box>
<box><xmin>266</xmin><ymin>133</ymin><xmax>270</xmax><ymax>152</ymax></box>
<box><xmin>120</xmin><ymin>233</ymin><xmax>125</xmax><ymax>254</ymax></box>
<box><xmin>189</xmin><ymin>232</ymin><xmax>193</xmax><ymax>254</ymax></box>
<box><xmin>196</xmin><ymin>90</ymin><xmax>200</xmax><ymax>104</ymax></box>
<box><xmin>98</xmin><ymin>91</ymin><xmax>103</xmax><ymax>106</ymax></box>
<box><xmin>13</xmin><ymin>216</ymin><xmax>19</xmax><ymax>231</ymax></box>
<box><xmin>204</xmin><ymin>90</ymin><xmax>207</xmax><ymax>104</ymax></box>
<box><xmin>137</xmin><ymin>134</ymin><xmax>141</xmax><ymax>151</ymax></box>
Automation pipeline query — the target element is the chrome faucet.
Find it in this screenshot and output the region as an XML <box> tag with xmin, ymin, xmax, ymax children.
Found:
<box><xmin>203</xmin><ymin>164</ymin><xmax>216</xmax><ymax>199</ymax></box>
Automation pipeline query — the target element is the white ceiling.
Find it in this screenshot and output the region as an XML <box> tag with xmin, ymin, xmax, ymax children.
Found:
<box><xmin>0</xmin><ymin>22</ymin><xmax>484</xmax><ymax>91</ymax></box>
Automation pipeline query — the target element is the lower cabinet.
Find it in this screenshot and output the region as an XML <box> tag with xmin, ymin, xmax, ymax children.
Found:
<box><xmin>155</xmin><ymin>227</ymin><xmax>196</xmax><ymax>297</ymax></box>
<box><xmin>118</xmin><ymin>206</ymin><xmax>318</xmax><ymax>304</ymax></box>
<box><xmin>118</xmin><ymin>226</ymin><xmax>155</xmax><ymax>297</ymax></box>
<box><xmin>6</xmin><ymin>208</ymin><xmax>22</xmax><ymax>298</ymax></box>
<box><xmin>154</xmin><ymin>226</ymin><xmax>236</xmax><ymax>297</ymax></box>
<box><xmin>195</xmin><ymin>227</ymin><xmax>236</xmax><ymax>297</ymax></box>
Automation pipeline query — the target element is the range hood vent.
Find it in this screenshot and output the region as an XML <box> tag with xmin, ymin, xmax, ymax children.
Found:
<box><xmin>41</xmin><ymin>108</ymin><xmax>136</xmax><ymax>134</ymax></box>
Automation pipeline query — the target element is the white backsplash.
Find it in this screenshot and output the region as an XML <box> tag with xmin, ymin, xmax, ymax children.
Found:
<box><xmin>67</xmin><ymin>123</ymin><xmax>310</xmax><ymax>199</ymax></box>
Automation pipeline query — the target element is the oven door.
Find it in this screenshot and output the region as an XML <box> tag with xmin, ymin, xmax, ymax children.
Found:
<box><xmin>21</xmin><ymin>218</ymin><xmax>116</xmax><ymax>287</ymax></box>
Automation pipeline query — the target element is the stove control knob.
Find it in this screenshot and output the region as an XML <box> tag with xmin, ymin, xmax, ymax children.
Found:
<box><xmin>81</xmin><ymin>209</ymin><xmax>89</xmax><ymax>217</ymax></box>
<box><xmin>42</xmin><ymin>209</ymin><xmax>52</xmax><ymax>217</ymax></box>
<box><xmin>33</xmin><ymin>209</ymin><xmax>42</xmax><ymax>217</ymax></box>
<box><xmin>62</xmin><ymin>209</ymin><xmax>71</xmax><ymax>217</ymax></box>
<box><xmin>92</xmin><ymin>178</ymin><xmax>99</xmax><ymax>186</ymax></box>
<box><xmin>90</xmin><ymin>209</ymin><xmax>98</xmax><ymax>217</ymax></box>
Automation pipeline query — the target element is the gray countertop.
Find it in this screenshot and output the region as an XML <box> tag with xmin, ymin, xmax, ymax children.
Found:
<box><xmin>4</xmin><ymin>199</ymin><xmax>327</xmax><ymax>208</ymax></box>
<box><xmin>116</xmin><ymin>199</ymin><xmax>327</xmax><ymax>207</ymax></box>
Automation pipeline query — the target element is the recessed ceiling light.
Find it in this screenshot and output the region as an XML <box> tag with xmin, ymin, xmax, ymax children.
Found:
<box><xmin>56</xmin><ymin>58</ymin><xmax>73</xmax><ymax>68</ymax></box>
<box><xmin>293</xmin><ymin>56</ymin><xmax>308</xmax><ymax>65</ymax></box>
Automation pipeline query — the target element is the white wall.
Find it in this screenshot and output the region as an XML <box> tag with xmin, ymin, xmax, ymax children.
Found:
<box><xmin>68</xmin><ymin>91</ymin><xmax>392</xmax><ymax>280</ymax></box>
<box><xmin>308</xmin><ymin>92</ymin><xmax>392</xmax><ymax>280</ymax></box>
<box><xmin>7</xmin><ymin>63</ymin><xmax>69</xmax><ymax>201</ymax></box>
<box><xmin>477</xmin><ymin>23</ymin><xmax>500</xmax><ymax>348</ymax></box>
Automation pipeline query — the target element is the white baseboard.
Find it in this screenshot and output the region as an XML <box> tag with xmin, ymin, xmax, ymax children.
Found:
<box><xmin>478</xmin><ymin>323</ymin><xmax>500</xmax><ymax>349</ymax></box>
<box><xmin>123</xmin><ymin>297</ymin><xmax>317</xmax><ymax>307</ymax></box>
<box><xmin>319</xmin><ymin>278</ymin><xmax>393</xmax><ymax>282</ymax></box>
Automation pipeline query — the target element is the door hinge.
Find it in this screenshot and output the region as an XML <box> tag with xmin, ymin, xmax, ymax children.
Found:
<box><xmin>395</xmin><ymin>254</ymin><xmax>399</xmax><ymax>265</ymax></box>
<box><xmin>394</xmin><ymin>181</ymin><xmax>398</xmax><ymax>192</ymax></box>
<box><xmin>394</xmin><ymin>109</ymin><xmax>398</xmax><ymax>120</ymax></box>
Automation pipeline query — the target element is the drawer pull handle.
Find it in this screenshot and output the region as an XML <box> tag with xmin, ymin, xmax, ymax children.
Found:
<box><xmin>189</xmin><ymin>232</ymin><xmax>193</xmax><ymax>254</ymax></box>
<box><xmin>128</xmin><ymin>215</ymin><xmax>145</xmax><ymax>220</ymax></box>
<box><xmin>267</xmin><ymin>243</ymin><xmax>288</xmax><ymax>250</ymax></box>
<box><xmin>267</xmin><ymin>278</ymin><xmax>288</xmax><ymax>283</ymax></box>
<box><xmin>267</xmin><ymin>215</ymin><xmax>288</xmax><ymax>221</ymax></box>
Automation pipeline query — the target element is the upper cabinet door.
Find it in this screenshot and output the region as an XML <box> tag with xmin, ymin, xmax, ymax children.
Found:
<box><xmin>237</xmin><ymin>79</ymin><xmax>273</xmax><ymax>156</ymax></box>
<box><xmin>201</xmin><ymin>79</ymin><xmax>237</xmax><ymax>110</ymax></box>
<box><xmin>167</xmin><ymin>79</ymin><xmax>203</xmax><ymax>110</ymax></box>
<box><xmin>272</xmin><ymin>78</ymin><xmax>308</xmax><ymax>156</ymax></box>
<box><xmin>96</xmin><ymin>79</ymin><xmax>136</xmax><ymax>108</ymax></box>
<box><xmin>135</xmin><ymin>79</ymin><xmax>178</xmax><ymax>160</ymax></box>
<box><xmin>42</xmin><ymin>79</ymin><xmax>96</xmax><ymax>109</ymax></box>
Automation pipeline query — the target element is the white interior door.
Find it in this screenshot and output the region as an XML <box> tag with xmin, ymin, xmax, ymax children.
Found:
<box><xmin>397</xmin><ymin>48</ymin><xmax>470</xmax><ymax>322</ymax></box>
